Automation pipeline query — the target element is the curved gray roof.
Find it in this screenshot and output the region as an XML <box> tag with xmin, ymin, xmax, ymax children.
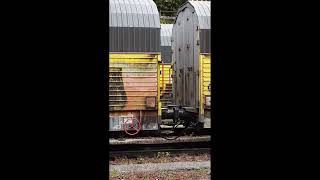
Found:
<box><xmin>160</xmin><ymin>24</ymin><xmax>173</xmax><ymax>46</ymax></box>
<box><xmin>174</xmin><ymin>1</ymin><xmax>211</xmax><ymax>29</ymax></box>
<box><xmin>109</xmin><ymin>0</ymin><xmax>160</xmax><ymax>28</ymax></box>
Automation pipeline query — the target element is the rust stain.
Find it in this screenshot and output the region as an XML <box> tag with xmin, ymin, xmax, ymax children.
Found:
<box><xmin>109</xmin><ymin>59</ymin><xmax>158</xmax><ymax>111</ymax></box>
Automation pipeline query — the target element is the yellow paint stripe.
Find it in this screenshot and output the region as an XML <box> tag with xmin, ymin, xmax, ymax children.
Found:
<box><xmin>109</xmin><ymin>54</ymin><xmax>159</xmax><ymax>59</ymax></box>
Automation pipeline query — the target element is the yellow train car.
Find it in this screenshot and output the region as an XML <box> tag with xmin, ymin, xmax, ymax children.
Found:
<box><xmin>109</xmin><ymin>0</ymin><xmax>161</xmax><ymax>134</ymax></box>
<box><xmin>159</xmin><ymin>63</ymin><xmax>173</xmax><ymax>107</ymax></box>
<box><xmin>109</xmin><ymin>54</ymin><xmax>161</xmax><ymax>133</ymax></box>
<box><xmin>199</xmin><ymin>54</ymin><xmax>211</xmax><ymax>128</ymax></box>
<box><xmin>159</xmin><ymin>24</ymin><xmax>174</xmax><ymax>107</ymax></box>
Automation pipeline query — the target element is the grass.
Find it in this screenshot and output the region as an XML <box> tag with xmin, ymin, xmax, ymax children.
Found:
<box><xmin>155</xmin><ymin>152</ymin><xmax>171</xmax><ymax>163</ymax></box>
<box><xmin>110</xmin><ymin>169</ymin><xmax>118</xmax><ymax>178</ymax></box>
<box><xmin>137</xmin><ymin>155</ymin><xmax>145</xmax><ymax>164</ymax></box>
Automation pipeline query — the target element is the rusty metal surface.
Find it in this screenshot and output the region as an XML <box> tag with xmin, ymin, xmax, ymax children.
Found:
<box><xmin>109</xmin><ymin>111</ymin><xmax>158</xmax><ymax>131</ymax></box>
<box><xmin>109</xmin><ymin>54</ymin><xmax>158</xmax><ymax>111</ymax></box>
<box><xmin>109</xmin><ymin>135</ymin><xmax>211</xmax><ymax>145</ymax></box>
<box><xmin>109</xmin><ymin>54</ymin><xmax>160</xmax><ymax>131</ymax></box>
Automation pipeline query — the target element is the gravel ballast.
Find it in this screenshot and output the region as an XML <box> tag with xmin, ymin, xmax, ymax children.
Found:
<box><xmin>110</xmin><ymin>161</ymin><xmax>210</xmax><ymax>173</ymax></box>
<box><xmin>110</xmin><ymin>169</ymin><xmax>211</xmax><ymax>180</ymax></box>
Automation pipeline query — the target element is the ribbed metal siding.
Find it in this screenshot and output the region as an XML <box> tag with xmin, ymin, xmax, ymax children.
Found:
<box><xmin>109</xmin><ymin>0</ymin><xmax>160</xmax><ymax>28</ymax></box>
<box><xmin>174</xmin><ymin>1</ymin><xmax>211</xmax><ymax>30</ymax></box>
<box><xmin>109</xmin><ymin>27</ymin><xmax>160</xmax><ymax>52</ymax></box>
<box><xmin>109</xmin><ymin>0</ymin><xmax>161</xmax><ymax>52</ymax></box>
<box><xmin>108</xmin><ymin>53</ymin><xmax>160</xmax><ymax>131</ymax></box>
<box><xmin>160</xmin><ymin>24</ymin><xmax>173</xmax><ymax>46</ymax></box>
<box><xmin>173</xmin><ymin>1</ymin><xmax>211</xmax><ymax>53</ymax></box>
<box><xmin>160</xmin><ymin>46</ymin><xmax>172</xmax><ymax>63</ymax></box>
<box><xmin>172</xmin><ymin>0</ymin><xmax>211</xmax><ymax>108</ymax></box>
<box><xmin>160</xmin><ymin>24</ymin><xmax>173</xmax><ymax>63</ymax></box>
<box><xmin>200</xmin><ymin>29</ymin><xmax>211</xmax><ymax>53</ymax></box>
<box><xmin>189</xmin><ymin>1</ymin><xmax>211</xmax><ymax>30</ymax></box>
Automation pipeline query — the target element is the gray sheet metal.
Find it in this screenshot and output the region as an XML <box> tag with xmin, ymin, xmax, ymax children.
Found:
<box><xmin>172</xmin><ymin>0</ymin><xmax>211</xmax><ymax>108</ymax></box>
<box><xmin>174</xmin><ymin>1</ymin><xmax>211</xmax><ymax>30</ymax></box>
<box><xmin>160</xmin><ymin>24</ymin><xmax>173</xmax><ymax>63</ymax></box>
<box><xmin>160</xmin><ymin>24</ymin><xmax>173</xmax><ymax>46</ymax></box>
<box><xmin>200</xmin><ymin>29</ymin><xmax>211</xmax><ymax>53</ymax></box>
<box><xmin>109</xmin><ymin>0</ymin><xmax>161</xmax><ymax>52</ymax></box>
<box><xmin>109</xmin><ymin>27</ymin><xmax>160</xmax><ymax>52</ymax></box>
<box><xmin>189</xmin><ymin>1</ymin><xmax>211</xmax><ymax>30</ymax></box>
<box><xmin>109</xmin><ymin>0</ymin><xmax>160</xmax><ymax>28</ymax></box>
<box><xmin>160</xmin><ymin>46</ymin><xmax>172</xmax><ymax>63</ymax></box>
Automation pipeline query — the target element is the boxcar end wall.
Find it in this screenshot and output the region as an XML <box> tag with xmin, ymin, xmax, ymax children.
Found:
<box><xmin>109</xmin><ymin>53</ymin><xmax>161</xmax><ymax>131</ymax></box>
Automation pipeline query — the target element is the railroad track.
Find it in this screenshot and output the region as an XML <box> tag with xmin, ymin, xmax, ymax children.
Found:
<box><xmin>109</xmin><ymin>141</ymin><xmax>211</xmax><ymax>158</ymax></box>
<box><xmin>109</xmin><ymin>128</ymin><xmax>212</xmax><ymax>139</ymax></box>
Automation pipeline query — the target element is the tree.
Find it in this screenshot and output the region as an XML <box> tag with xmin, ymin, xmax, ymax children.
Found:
<box><xmin>154</xmin><ymin>0</ymin><xmax>187</xmax><ymax>24</ymax></box>
<box><xmin>154</xmin><ymin>0</ymin><xmax>187</xmax><ymax>16</ymax></box>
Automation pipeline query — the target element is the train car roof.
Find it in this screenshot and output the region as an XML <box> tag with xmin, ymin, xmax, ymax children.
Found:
<box><xmin>174</xmin><ymin>1</ymin><xmax>211</xmax><ymax>30</ymax></box>
<box><xmin>109</xmin><ymin>0</ymin><xmax>160</xmax><ymax>28</ymax></box>
<box><xmin>160</xmin><ymin>24</ymin><xmax>173</xmax><ymax>46</ymax></box>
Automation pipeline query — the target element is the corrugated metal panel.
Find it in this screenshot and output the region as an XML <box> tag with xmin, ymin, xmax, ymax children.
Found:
<box><xmin>200</xmin><ymin>54</ymin><xmax>211</xmax><ymax>128</ymax></box>
<box><xmin>109</xmin><ymin>0</ymin><xmax>161</xmax><ymax>52</ymax></box>
<box><xmin>160</xmin><ymin>24</ymin><xmax>173</xmax><ymax>46</ymax></box>
<box><xmin>160</xmin><ymin>24</ymin><xmax>173</xmax><ymax>63</ymax></box>
<box><xmin>109</xmin><ymin>53</ymin><xmax>160</xmax><ymax>131</ymax></box>
<box><xmin>109</xmin><ymin>54</ymin><xmax>159</xmax><ymax>111</ymax></box>
<box><xmin>172</xmin><ymin>0</ymin><xmax>211</xmax><ymax>109</ymax></box>
<box><xmin>109</xmin><ymin>0</ymin><xmax>160</xmax><ymax>28</ymax></box>
<box><xmin>172</xmin><ymin>3</ymin><xmax>199</xmax><ymax>107</ymax></box>
<box><xmin>160</xmin><ymin>46</ymin><xmax>172</xmax><ymax>63</ymax></box>
<box><xmin>189</xmin><ymin>1</ymin><xmax>211</xmax><ymax>30</ymax></box>
<box><xmin>174</xmin><ymin>1</ymin><xmax>211</xmax><ymax>30</ymax></box>
<box><xmin>159</xmin><ymin>64</ymin><xmax>173</xmax><ymax>107</ymax></box>
<box><xmin>200</xmin><ymin>29</ymin><xmax>211</xmax><ymax>53</ymax></box>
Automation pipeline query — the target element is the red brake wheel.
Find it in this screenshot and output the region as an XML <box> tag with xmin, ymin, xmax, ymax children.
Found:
<box><xmin>123</xmin><ymin>117</ymin><xmax>141</xmax><ymax>136</ymax></box>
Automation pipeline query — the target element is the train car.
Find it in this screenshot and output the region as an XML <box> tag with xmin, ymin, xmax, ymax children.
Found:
<box><xmin>109</xmin><ymin>0</ymin><xmax>161</xmax><ymax>135</ymax></box>
<box><xmin>170</xmin><ymin>1</ymin><xmax>211</xmax><ymax>129</ymax></box>
<box><xmin>159</xmin><ymin>24</ymin><xmax>174</xmax><ymax>107</ymax></box>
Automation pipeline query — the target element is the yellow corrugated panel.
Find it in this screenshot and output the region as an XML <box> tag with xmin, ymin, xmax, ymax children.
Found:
<box><xmin>110</xmin><ymin>54</ymin><xmax>159</xmax><ymax>59</ymax></box>
<box><xmin>109</xmin><ymin>53</ymin><xmax>160</xmax><ymax>111</ymax></box>
<box><xmin>159</xmin><ymin>64</ymin><xmax>173</xmax><ymax>89</ymax></box>
<box><xmin>199</xmin><ymin>54</ymin><xmax>211</xmax><ymax>115</ymax></box>
<box><xmin>159</xmin><ymin>63</ymin><xmax>173</xmax><ymax>106</ymax></box>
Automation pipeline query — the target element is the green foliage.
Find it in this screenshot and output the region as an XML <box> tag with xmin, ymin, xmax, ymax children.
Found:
<box><xmin>137</xmin><ymin>155</ymin><xmax>145</xmax><ymax>164</ymax></box>
<box><xmin>160</xmin><ymin>18</ymin><xmax>174</xmax><ymax>24</ymax></box>
<box><xmin>155</xmin><ymin>0</ymin><xmax>187</xmax><ymax>24</ymax></box>
<box><xmin>110</xmin><ymin>169</ymin><xmax>118</xmax><ymax>177</ymax></box>
<box><xmin>154</xmin><ymin>0</ymin><xmax>187</xmax><ymax>16</ymax></box>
